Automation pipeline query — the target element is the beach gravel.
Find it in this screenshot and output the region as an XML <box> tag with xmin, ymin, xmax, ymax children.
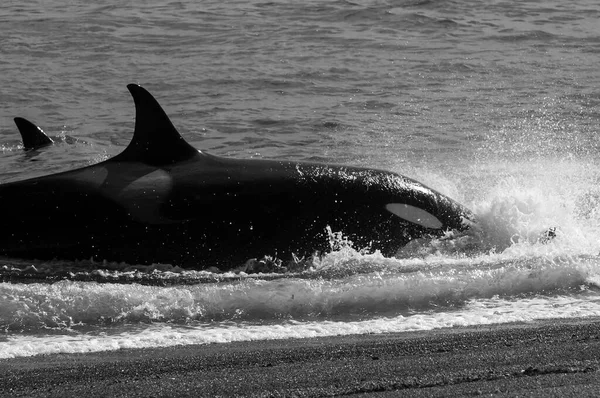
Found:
<box><xmin>2</xmin><ymin>318</ymin><xmax>600</xmax><ymax>397</ymax></box>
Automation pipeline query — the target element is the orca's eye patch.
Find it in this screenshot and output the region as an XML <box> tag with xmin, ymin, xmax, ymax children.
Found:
<box><xmin>385</xmin><ymin>203</ymin><xmax>443</xmax><ymax>229</ymax></box>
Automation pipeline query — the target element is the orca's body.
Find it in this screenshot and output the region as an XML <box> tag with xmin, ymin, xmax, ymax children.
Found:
<box><xmin>0</xmin><ymin>85</ymin><xmax>474</xmax><ymax>269</ymax></box>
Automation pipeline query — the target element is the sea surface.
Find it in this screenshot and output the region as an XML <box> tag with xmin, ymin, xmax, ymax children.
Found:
<box><xmin>1</xmin><ymin>0</ymin><xmax>600</xmax><ymax>358</ymax></box>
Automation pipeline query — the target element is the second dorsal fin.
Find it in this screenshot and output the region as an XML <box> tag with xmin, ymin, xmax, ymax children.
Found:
<box><xmin>13</xmin><ymin>117</ymin><xmax>54</xmax><ymax>150</ymax></box>
<box><xmin>112</xmin><ymin>84</ymin><xmax>200</xmax><ymax>166</ymax></box>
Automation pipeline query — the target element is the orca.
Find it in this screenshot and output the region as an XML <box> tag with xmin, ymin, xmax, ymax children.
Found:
<box><xmin>13</xmin><ymin>117</ymin><xmax>54</xmax><ymax>150</ymax></box>
<box><xmin>0</xmin><ymin>84</ymin><xmax>475</xmax><ymax>270</ymax></box>
<box><xmin>13</xmin><ymin>117</ymin><xmax>80</xmax><ymax>150</ymax></box>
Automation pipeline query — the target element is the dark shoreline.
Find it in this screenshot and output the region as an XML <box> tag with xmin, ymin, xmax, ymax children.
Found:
<box><xmin>3</xmin><ymin>318</ymin><xmax>600</xmax><ymax>397</ymax></box>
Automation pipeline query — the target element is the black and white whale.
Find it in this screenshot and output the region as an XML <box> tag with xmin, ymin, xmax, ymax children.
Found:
<box><xmin>13</xmin><ymin>117</ymin><xmax>54</xmax><ymax>150</ymax></box>
<box><xmin>0</xmin><ymin>84</ymin><xmax>475</xmax><ymax>269</ymax></box>
<box><xmin>13</xmin><ymin>117</ymin><xmax>80</xmax><ymax>150</ymax></box>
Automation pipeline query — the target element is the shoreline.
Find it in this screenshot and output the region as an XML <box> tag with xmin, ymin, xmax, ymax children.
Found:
<box><xmin>3</xmin><ymin>318</ymin><xmax>600</xmax><ymax>397</ymax></box>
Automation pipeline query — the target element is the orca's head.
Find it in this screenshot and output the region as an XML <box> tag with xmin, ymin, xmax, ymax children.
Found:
<box><xmin>315</xmin><ymin>166</ymin><xmax>475</xmax><ymax>256</ymax></box>
<box><xmin>375</xmin><ymin>170</ymin><xmax>475</xmax><ymax>253</ymax></box>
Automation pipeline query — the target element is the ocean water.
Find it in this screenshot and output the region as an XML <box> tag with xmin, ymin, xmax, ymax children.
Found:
<box><xmin>1</xmin><ymin>0</ymin><xmax>600</xmax><ymax>358</ymax></box>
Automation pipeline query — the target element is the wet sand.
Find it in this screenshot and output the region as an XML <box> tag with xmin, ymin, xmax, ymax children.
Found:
<box><xmin>3</xmin><ymin>318</ymin><xmax>600</xmax><ymax>397</ymax></box>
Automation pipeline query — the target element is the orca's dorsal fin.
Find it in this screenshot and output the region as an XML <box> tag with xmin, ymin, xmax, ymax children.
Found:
<box><xmin>112</xmin><ymin>84</ymin><xmax>200</xmax><ymax>166</ymax></box>
<box><xmin>13</xmin><ymin>117</ymin><xmax>54</xmax><ymax>150</ymax></box>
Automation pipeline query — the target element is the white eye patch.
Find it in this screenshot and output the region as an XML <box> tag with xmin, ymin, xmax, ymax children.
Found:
<box><xmin>385</xmin><ymin>203</ymin><xmax>443</xmax><ymax>229</ymax></box>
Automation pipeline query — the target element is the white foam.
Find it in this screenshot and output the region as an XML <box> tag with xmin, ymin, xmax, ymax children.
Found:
<box><xmin>2</xmin><ymin>251</ymin><xmax>596</xmax><ymax>330</ymax></box>
<box><xmin>3</xmin><ymin>293</ymin><xmax>600</xmax><ymax>359</ymax></box>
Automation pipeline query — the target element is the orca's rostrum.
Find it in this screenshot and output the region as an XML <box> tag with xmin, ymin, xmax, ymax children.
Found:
<box><xmin>0</xmin><ymin>84</ymin><xmax>475</xmax><ymax>269</ymax></box>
